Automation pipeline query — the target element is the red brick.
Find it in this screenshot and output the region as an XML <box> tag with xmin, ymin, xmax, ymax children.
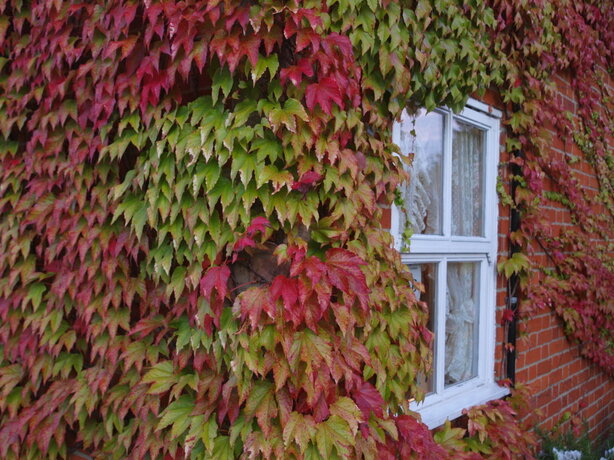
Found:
<box><xmin>380</xmin><ymin>207</ymin><xmax>391</xmax><ymax>229</ymax></box>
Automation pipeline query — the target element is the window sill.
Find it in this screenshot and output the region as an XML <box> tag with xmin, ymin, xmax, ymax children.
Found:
<box><xmin>409</xmin><ymin>381</ymin><xmax>510</xmax><ymax>429</ymax></box>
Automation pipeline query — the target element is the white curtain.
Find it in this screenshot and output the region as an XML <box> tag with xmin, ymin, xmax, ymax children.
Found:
<box><xmin>399</xmin><ymin>111</ymin><xmax>443</xmax><ymax>236</ymax></box>
<box><xmin>445</xmin><ymin>262</ymin><xmax>478</xmax><ymax>384</ymax></box>
<box><xmin>403</xmin><ymin>166</ymin><xmax>434</xmax><ymax>235</ymax></box>
<box><xmin>451</xmin><ymin>120</ymin><xmax>483</xmax><ymax>236</ymax></box>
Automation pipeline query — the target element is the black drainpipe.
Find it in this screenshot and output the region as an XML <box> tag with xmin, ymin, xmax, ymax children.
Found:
<box><xmin>506</xmin><ymin>103</ymin><xmax>523</xmax><ymax>385</ymax></box>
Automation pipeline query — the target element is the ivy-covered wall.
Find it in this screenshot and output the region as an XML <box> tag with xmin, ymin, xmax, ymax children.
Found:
<box><xmin>0</xmin><ymin>0</ymin><xmax>611</xmax><ymax>459</ymax></box>
<box><xmin>490</xmin><ymin>72</ymin><xmax>614</xmax><ymax>442</ymax></box>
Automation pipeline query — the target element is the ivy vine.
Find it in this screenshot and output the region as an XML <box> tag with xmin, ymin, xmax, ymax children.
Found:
<box><xmin>0</xmin><ymin>0</ymin><xmax>610</xmax><ymax>459</ymax></box>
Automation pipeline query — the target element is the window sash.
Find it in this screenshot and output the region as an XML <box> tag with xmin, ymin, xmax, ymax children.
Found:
<box><xmin>405</xmin><ymin>256</ymin><xmax>490</xmax><ymax>392</ymax></box>
<box><xmin>391</xmin><ymin>102</ymin><xmax>500</xmax><ymax>253</ymax></box>
<box><xmin>393</xmin><ymin>98</ymin><xmax>504</xmax><ymax>428</ymax></box>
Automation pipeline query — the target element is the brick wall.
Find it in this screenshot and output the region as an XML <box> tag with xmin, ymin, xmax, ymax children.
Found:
<box><xmin>489</xmin><ymin>72</ymin><xmax>614</xmax><ymax>442</ymax></box>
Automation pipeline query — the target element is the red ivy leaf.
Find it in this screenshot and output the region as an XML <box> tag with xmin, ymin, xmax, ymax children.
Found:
<box><xmin>305</xmin><ymin>77</ymin><xmax>344</xmax><ymax>115</ymax></box>
<box><xmin>104</xmin><ymin>36</ymin><xmax>138</xmax><ymax>60</ymax></box>
<box><xmin>352</xmin><ymin>382</ymin><xmax>384</xmax><ymax>419</ymax></box>
<box><xmin>394</xmin><ymin>415</ymin><xmax>449</xmax><ymax>459</ymax></box>
<box><xmin>271</xmin><ymin>275</ymin><xmax>299</xmax><ymax>308</ymax></box>
<box><xmin>313</xmin><ymin>393</ymin><xmax>330</xmax><ymax>422</ymax></box>
<box><xmin>225</xmin><ymin>6</ymin><xmax>250</xmax><ymax>32</ymax></box>
<box><xmin>280</xmin><ymin>58</ymin><xmax>314</xmax><ymax>86</ymax></box>
<box><xmin>233</xmin><ymin>217</ymin><xmax>270</xmax><ymax>259</ymax></box>
<box><xmin>233</xmin><ymin>235</ymin><xmax>256</xmax><ymax>255</ymax></box>
<box><xmin>291</xmin><ymin>9</ymin><xmax>323</xmax><ymax>28</ymax></box>
<box><xmin>292</xmin><ymin>171</ymin><xmax>322</xmax><ymax>193</ymax></box>
<box><xmin>291</xmin><ymin>255</ymin><xmax>326</xmax><ymax>284</ymax></box>
<box><xmin>296</xmin><ymin>29</ymin><xmax>321</xmax><ymax>53</ymax></box>
<box><xmin>322</xmin><ymin>33</ymin><xmax>353</xmax><ymax>57</ymax></box>
<box><xmin>325</xmin><ymin>248</ymin><xmax>369</xmax><ymax>309</ymax></box>
<box><xmin>501</xmin><ymin>308</ymin><xmax>515</xmax><ymax>325</ymax></box>
<box><xmin>129</xmin><ymin>315</ymin><xmax>166</xmax><ymax>338</ymax></box>
<box><xmin>237</xmin><ymin>286</ymin><xmax>275</xmax><ymax>329</ymax></box>
<box><xmin>271</xmin><ymin>275</ymin><xmax>300</xmax><ymax>325</ymax></box>
<box><xmin>246</xmin><ymin>216</ymin><xmax>270</xmax><ymax>236</ymax></box>
<box><xmin>200</xmin><ymin>265</ymin><xmax>230</xmax><ymax>301</ymax></box>
<box><xmin>239</xmin><ymin>35</ymin><xmax>262</xmax><ymax>67</ymax></box>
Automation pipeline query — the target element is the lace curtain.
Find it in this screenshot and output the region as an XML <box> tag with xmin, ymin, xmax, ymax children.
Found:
<box><xmin>445</xmin><ymin>262</ymin><xmax>479</xmax><ymax>384</ymax></box>
<box><xmin>398</xmin><ymin>110</ymin><xmax>443</xmax><ymax>236</ymax></box>
<box><xmin>451</xmin><ymin>119</ymin><xmax>484</xmax><ymax>236</ymax></box>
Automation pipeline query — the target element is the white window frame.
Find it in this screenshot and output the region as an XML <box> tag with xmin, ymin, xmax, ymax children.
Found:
<box><xmin>391</xmin><ymin>98</ymin><xmax>508</xmax><ymax>429</ymax></box>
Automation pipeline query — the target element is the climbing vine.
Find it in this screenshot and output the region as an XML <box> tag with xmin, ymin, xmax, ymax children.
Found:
<box><xmin>0</xmin><ymin>0</ymin><xmax>610</xmax><ymax>459</ymax></box>
<box><xmin>490</xmin><ymin>0</ymin><xmax>614</xmax><ymax>374</ymax></box>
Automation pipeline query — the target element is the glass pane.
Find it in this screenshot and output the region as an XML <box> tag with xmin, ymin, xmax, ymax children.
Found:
<box><xmin>451</xmin><ymin>118</ymin><xmax>485</xmax><ymax>236</ymax></box>
<box><xmin>397</xmin><ymin>109</ymin><xmax>444</xmax><ymax>236</ymax></box>
<box><xmin>445</xmin><ymin>262</ymin><xmax>479</xmax><ymax>386</ymax></box>
<box><xmin>409</xmin><ymin>263</ymin><xmax>437</xmax><ymax>394</ymax></box>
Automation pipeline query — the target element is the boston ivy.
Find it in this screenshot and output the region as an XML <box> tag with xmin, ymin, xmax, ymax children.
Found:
<box><xmin>490</xmin><ymin>0</ymin><xmax>613</xmax><ymax>374</ymax></box>
<box><xmin>0</xmin><ymin>0</ymin><xmax>610</xmax><ymax>459</ymax></box>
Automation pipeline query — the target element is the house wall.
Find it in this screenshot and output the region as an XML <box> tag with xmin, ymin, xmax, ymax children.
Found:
<box><xmin>487</xmin><ymin>73</ymin><xmax>614</xmax><ymax>443</ymax></box>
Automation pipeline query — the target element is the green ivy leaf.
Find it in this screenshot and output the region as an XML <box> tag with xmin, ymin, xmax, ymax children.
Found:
<box><xmin>212</xmin><ymin>436</ymin><xmax>235</xmax><ymax>460</ymax></box>
<box><xmin>212</xmin><ymin>67</ymin><xmax>234</xmax><ymax>104</ymax></box>
<box><xmin>315</xmin><ymin>415</ymin><xmax>354</xmax><ymax>458</ymax></box>
<box><xmin>245</xmin><ymin>381</ymin><xmax>278</xmax><ymax>435</ymax></box>
<box><xmin>157</xmin><ymin>395</ymin><xmax>195</xmax><ymax>438</ymax></box>
<box><xmin>252</xmin><ymin>54</ymin><xmax>279</xmax><ymax>83</ymax></box>
<box><xmin>143</xmin><ymin>361</ymin><xmax>177</xmax><ymax>394</ymax></box>
<box><xmin>283</xmin><ymin>412</ymin><xmax>317</xmax><ymax>452</ymax></box>
<box><xmin>497</xmin><ymin>252</ymin><xmax>530</xmax><ymax>278</ymax></box>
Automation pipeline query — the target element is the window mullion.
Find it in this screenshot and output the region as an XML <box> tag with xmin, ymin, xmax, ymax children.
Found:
<box><xmin>478</xmin><ymin>260</ymin><xmax>488</xmax><ymax>382</ymax></box>
<box><xmin>442</xmin><ymin>112</ymin><xmax>453</xmax><ymax>238</ymax></box>
<box><xmin>435</xmin><ymin>259</ymin><xmax>447</xmax><ymax>395</ymax></box>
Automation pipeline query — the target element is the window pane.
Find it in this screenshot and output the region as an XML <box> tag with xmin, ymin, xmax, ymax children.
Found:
<box><xmin>451</xmin><ymin>119</ymin><xmax>485</xmax><ymax>236</ymax></box>
<box><xmin>409</xmin><ymin>263</ymin><xmax>437</xmax><ymax>394</ymax></box>
<box><xmin>445</xmin><ymin>262</ymin><xmax>479</xmax><ymax>386</ymax></box>
<box><xmin>397</xmin><ymin>110</ymin><xmax>444</xmax><ymax>236</ymax></box>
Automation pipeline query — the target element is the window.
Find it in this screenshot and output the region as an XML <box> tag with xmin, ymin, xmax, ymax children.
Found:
<box><xmin>391</xmin><ymin>99</ymin><xmax>508</xmax><ymax>428</ymax></box>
